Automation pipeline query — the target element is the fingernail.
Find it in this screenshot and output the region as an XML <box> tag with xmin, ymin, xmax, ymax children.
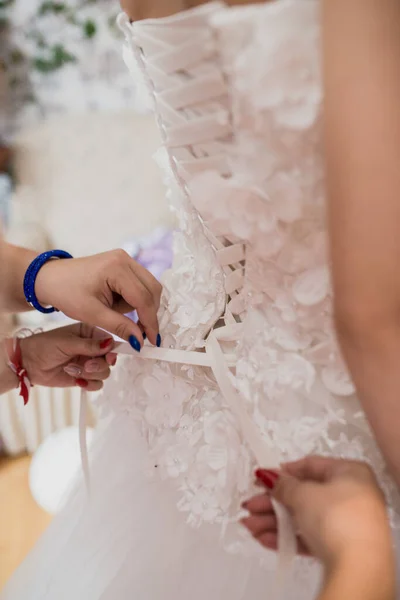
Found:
<box><xmin>100</xmin><ymin>337</ymin><xmax>113</xmax><ymax>349</ymax></box>
<box><xmin>85</xmin><ymin>361</ymin><xmax>100</xmax><ymax>373</ymax></box>
<box><xmin>64</xmin><ymin>365</ymin><xmax>82</xmax><ymax>377</ymax></box>
<box><xmin>255</xmin><ymin>469</ymin><xmax>279</xmax><ymax>490</ymax></box>
<box><xmin>129</xmin><ymin>335</ymin><xmax>141</xmax><ymax>353</ymax></box>
<box><xmin>76</xmin><ymin>378</ymin><xmax>88</xmax><ymax>388</ymax></box>
<box><xmin>110</xmin><ymin>356</ymin><xmax>117</xmax><ymax>366</ymax></box>
<box><xmin>156</xmin><ymin>333</ymin><xmax>162</xmax><ymax>348</ymax></box>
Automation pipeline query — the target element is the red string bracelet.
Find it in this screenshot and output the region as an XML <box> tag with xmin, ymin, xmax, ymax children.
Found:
<box><xmin>5</xmin><ymin>337</ymin><xmax>32</xmax><ymax>406</ymax></box>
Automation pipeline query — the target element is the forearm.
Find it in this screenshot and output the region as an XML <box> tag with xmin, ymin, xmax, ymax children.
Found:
<box><xmin>1</xmin><ymin>243</ymin><xmax>37</xmax><ymax>313</ymax></box>
<box><xmin>324</xmin><ymin>0</ymin><xmax>400</xmax><ymax>320</ymax></box>
<box><xmin>339</xmin><ymin>331</ymin><xmax>400</xmax><ymax>486</ymax></box>
<box><xmin>323</xmin><ymin>0</ymin><xmax>400</xmax><ymax>478</ymax></box>
<box><xmin>320</xmin><ymin>547</ymin><xmax>395</xmax><ymax>600</ymax></box>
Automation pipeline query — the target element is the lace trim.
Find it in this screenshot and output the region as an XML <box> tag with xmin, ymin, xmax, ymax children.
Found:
<box><xmin>106</xmin><ymin>327</ymin><xmax>297</xmax><ymax>582</ymax></box>
<box><xmin>113</xmin><ymin>6</ymin><xmax>297</xmax><ymax>587</ymax></box>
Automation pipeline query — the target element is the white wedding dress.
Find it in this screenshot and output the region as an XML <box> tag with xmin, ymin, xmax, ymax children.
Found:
<box><xmin>3</xmin><ymin>2</ymin><xmax>400</xmax><ymax>599</ymax></box>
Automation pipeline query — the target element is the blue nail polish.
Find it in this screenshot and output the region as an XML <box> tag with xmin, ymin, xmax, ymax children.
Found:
<box><xmin>129</xmin><ymin>335</ymin><xmax>141</xmax><ymax>353</ymax></box>
<box><xmin>156</xmin><ymin>334</ymin><xmax>162</xmax><ymax>348</ymax></box>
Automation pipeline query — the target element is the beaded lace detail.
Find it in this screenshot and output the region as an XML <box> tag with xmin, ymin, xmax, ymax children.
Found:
<box><xmin>99</xmin><ymin>1</ymin><xmax>400</xmax><ymax>569</ymax></box>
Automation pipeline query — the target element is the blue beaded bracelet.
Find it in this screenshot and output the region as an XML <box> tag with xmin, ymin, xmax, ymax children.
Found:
<box><xmin>23</xmin><ymin>250</ymin><xmax>73</xmax><ymax>314</ymax></box>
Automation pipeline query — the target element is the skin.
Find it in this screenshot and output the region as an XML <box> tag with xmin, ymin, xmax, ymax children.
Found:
<box><xmin>1</xmin><ymin>243</ymin><xmax>162</xmax><ymax>348</ymax></box>
<box><xmin>323</xmin><ymin>0</ymin><xmax>400</xmax><ymax>488</ymax></box>
<box><xmin>121</xmin><ymin>7</ymin><xmax>400</xmax><ymax>598</ymax></box>
<box><xmin>243</xmin><ymin>457</ymin><xmax>396</xmax><ymax>600</ymax></box>
<box><xmin>0</xmin><ymin>241</ymin><xmax>159</xmax><ymax>390</ymax></box>
<box><xmin>0</xmin><ymin>324</ymin><xmax>117</xmax><ymax>395</ymax></box>
<box><xmin>244</xmin><ymin>1</ymin><xmax>400</xmax><ymax>597</ymax></box>
<box><xmin>122</xmin><ymin>0</ymin><xmax>400</xmax><ymax>490</ymax></box>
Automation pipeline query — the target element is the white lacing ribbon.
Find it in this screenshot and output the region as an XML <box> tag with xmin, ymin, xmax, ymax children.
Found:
<box><xmin>79</xmin><ymin>322</ymin><xmax>296</xmax><ymax>595</ymax></box>
<box><xmin>94</xmin><ymin>8</ymin><xmax>297</xmax><ymax>592</ymax></box>
<box><xmin>79</xmin><ymin>389</ymin><xmax>91</xmax><ymax>496</ymax></box>
<box><xmin>118</xmin><ymin>10</ymin><xmax>233</xmax><ymax>186</ymax></box>
<box><xmin>205</xmin><ymin>330</ymin><xmax>297</xmax><ymax>593</ymax></box>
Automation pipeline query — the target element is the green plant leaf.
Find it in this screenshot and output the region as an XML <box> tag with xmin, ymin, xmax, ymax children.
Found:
<box><xmin>53</xmin><ymin>44</ymin><xmax>76</xmax><ymax>63</ymax></box>
<box><xmin>32</xmin><ymin>58</ymin><xmax>56</xmax><ymax>73</ymax></box>
<box><xmin>32</xmin><ymin>45</ymin><xmax>76</xmax><ymax>73</ymax></box>
<box><xmin>83</xmin><ymin>19</ymin><xmax>97</xmax><ymax>39</ymax></box>
<box><xmin>38</xmin><ymin>1</ymin><xmax>67</xmax><ymax>16</ymax></box>
<box><xmin>52</xmin><ymin>44</ymin><xmax>76</xmax><ymax>67</ymax></box>
<box><xmin>0</xmin><ymin>0</ymin><xmax>15</xmax><ymax>8</ymax></box>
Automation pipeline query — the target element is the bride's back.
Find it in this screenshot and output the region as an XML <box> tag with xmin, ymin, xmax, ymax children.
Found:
<box><xmin>3</xmin><ymin>4</ymin><xmax>399</xmax><ymax>600</ymax></box>
<box><xmin>115</xmin><ymin>0</ymin><xmax>400</xmax><ymax>542</ymax></box>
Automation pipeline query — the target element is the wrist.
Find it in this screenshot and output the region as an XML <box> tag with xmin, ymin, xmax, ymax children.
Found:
<box><xmin>0</xmin><ymin>341</ymin><xmax>19</xmax><ymax>394</ymax></box>
<box><xmin>325</xmin><ymin>540</ymin><xmax>395</xmax><ymax>600</ymax></box>
<box><xmin>1</xmin><ymin>244</ymin><xmax>37</xmax><ymax>313</ymax></box>
<box><xmin>34</xmin><ymin>260</ymin><xmax>58</xmax><ymax>308</ymax></box>
<box><xmin>27</xmin><ymin>251</ymin><xmax>73</xmax><ymax>311</ymax></box>
<box><xmin>18</xmin><ymin>336</ymin><xmax>38</xmax><ymax>386</ymax></box>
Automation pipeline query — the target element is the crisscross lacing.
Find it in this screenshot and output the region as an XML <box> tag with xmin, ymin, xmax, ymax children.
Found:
<box><xmin>79</xmin><ymin>9</ymin><xmax>297</xmax><ymax>590</ymax></box>
<box><xmin>121</xmin><ymin>7</ymin><xmax>247</xmax><ymax>333</ymax></box>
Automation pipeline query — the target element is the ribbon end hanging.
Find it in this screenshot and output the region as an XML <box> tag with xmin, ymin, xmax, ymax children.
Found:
<box><xmin>79</xmin><ymin>388</ymin><xmax>91</xmax><ymax>497</ymax></box>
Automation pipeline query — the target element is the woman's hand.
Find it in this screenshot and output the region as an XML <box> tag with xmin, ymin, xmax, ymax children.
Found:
<box><xmin>18</xmin><ymin>324</ymin><xmax>117</xmax><ymax>392</ymax></box>
<box><xmin>242</xmin><ymin>457</ymin><xmax>391</xmax><ymax>566</ymax></box>
<box><xmin>34</xmin><ymin>250</ymin><xmax>162</xmax><ymax>349</ymax></box>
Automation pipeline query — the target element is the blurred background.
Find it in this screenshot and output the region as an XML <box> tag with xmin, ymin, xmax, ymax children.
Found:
<box><xmin>0</xmin><ymin>0</ymin><xmax>177</xmax><ymax>586</ymax></box>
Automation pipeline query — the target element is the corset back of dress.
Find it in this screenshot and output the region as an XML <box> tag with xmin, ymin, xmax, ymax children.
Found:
<box><xmin>112</xmin><ymin>0</ymin><xmax>400</xmax><ymax>547</ymax></box>
<box><xmin>120</xmin><ymin>1</ymin><xmax>357</xmax><ymax>410</ymax></box>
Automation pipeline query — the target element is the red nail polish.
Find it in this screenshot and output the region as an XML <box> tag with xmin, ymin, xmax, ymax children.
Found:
<box><xmin>100</xmin><ymin>338</ymin><xmax>113</xmax><ymax>349</ymax></box>
<box><xmin>255</xmin><ymin>469</ymin><xmax>279</xmax><ymax>490</ymax></box>
<box><xmin>76</xmin><ymin>378</ymin><xmax>89</xmax><ymax>388</ymax></box>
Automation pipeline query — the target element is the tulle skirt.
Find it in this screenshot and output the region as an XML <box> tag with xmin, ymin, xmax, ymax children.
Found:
<box><xmin>1</xmin><ymin>414</ymin><xmax>319</xmax><ymax>600</ymax></box>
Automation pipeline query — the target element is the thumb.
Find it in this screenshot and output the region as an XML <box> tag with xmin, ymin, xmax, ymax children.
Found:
<box><xmin>273</xmin><ymin>474</ymin><xmax>303</xmax><ymax>513</ymax></box>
